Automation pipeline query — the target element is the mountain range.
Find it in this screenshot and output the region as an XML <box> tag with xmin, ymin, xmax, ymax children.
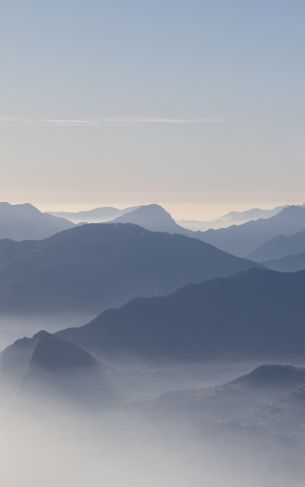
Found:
<box><xmin>55</xmin><ymin>203</ymin><xmax>305</xmax><ymax>262</ymax></box>
<box><xmin>199</xmin><ymin>205</ymin><xmax>305</xmax><ymax>256</ymax></box>
<box><xmin>0</xmin><ymin>222</ymin><xmax>259</xmax><ymax>315</ymax></box>
<box><xmin>52</xmin><ymin>202</ymin><xmax>289</xmax><ymax>230</ymax></box>
<box><xmin>179</xmin><ymin>204</ymin><xmax>288</xmax><ymax>231</ymax></box>
<box><xmin>52</xmin><ymin>205</ymin><xmax>138</xmax><ymax>224</ymax></box>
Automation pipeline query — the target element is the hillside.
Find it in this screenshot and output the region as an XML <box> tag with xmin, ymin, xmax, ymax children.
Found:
<box><xmin>0</xmin><ymin>222</ymin><xmax>259</xmax><ymax>314</ymax></box>
<box><xmin>58</xmin><ymin>268</ymin><xmax>305</xmax><ymax>360</ymax></box>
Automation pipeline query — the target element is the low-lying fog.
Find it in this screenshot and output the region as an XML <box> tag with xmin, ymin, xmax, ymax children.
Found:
<box><xmin>1</xmin><ymin>402</ymin><xmax>305</xmax><ymax>487</ymax></box>
<box><xmin>1</xmin><ymin>323</ymin><xmax>305</xmax><ymax>486</ymax></box>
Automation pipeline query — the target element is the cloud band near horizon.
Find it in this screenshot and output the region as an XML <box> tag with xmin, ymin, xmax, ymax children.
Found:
<box><xmin>0</xmin><ymin>115</ymin><xmax>224</xmax><ymax>127</ymax></box>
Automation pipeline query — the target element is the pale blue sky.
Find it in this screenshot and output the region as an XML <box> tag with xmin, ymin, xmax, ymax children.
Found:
<box><xmin>1</xmin><ymin>0</ymin><xmax>305</xmax><ymax>218</ymax></box>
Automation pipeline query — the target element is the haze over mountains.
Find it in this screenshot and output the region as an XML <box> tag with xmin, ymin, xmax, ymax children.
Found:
<box><xmin>2</xmin><ymin>198</ymin><xmax>305</xmax><ymax>487</ymax></box>
<box><xmin>179</xmin><ymin>204</ymin><xmax>288</xmax><ymax>231</ymax></box>
<box><xmin>200</xmin><ymin>205</ymin><xmax>305</xmax><ymax>256</ymax></box>
<box><xmin>249</xmin><ymin>229</ymin><xmax>305</xmax><ymax>262</ymax></box>
<box><xmin>0</xmin><ymin>330</ymin><xmax>115</xmax><ymax>408</ymax></box>
<box><xmin>112</xmin><ymin>204</ymin><xmax>189</xmax><ymax>233</ymax></box>
<box><xmin>0</xmin><ymin>202</ymin><xmax>73</xmax><ymax>240</ymax></box>
<box><xmin>0</xmin><ymin>222</ymin><xmax>259</xmax><ymax>315</ymax></box>
<box><xmin>51</xmin><ymin>203</ymin><xmax>305</xmax><ymax>262</ymax></box>
<box><xmin>52</xmin><ymin>206</ymin><xmax>138</xmax><ymax>224</ymax></box>
<box><xmin>52</xmin><ymin>202</ymin><xmax>289</xmax><ymax>230</ymax></box>
<box><xmin>58</xmin><ymin>268</ymin><xmax>305</xmax><ymax>361</ymax></box>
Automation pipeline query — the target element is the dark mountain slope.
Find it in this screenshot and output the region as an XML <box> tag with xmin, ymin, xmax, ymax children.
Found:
<box><xmin>59</xmin><ymin>268</ymin><xmax>305</xmax><ymax>360</ymax></box>
<box><xmin>0</xmin><ymin>331</ymin><xmax>115</xmax><ymax>408</ymax></box>
<box><xmin>0</xmin><ymin>223</ymin><xmax>259</xmax><ymax>314</ymax></box>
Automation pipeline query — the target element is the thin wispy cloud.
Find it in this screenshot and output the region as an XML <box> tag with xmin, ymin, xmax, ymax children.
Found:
<box><xmin>0</xmin><ymin>116</ymin><xmax>224</xmax><ymax>128</ymax></box>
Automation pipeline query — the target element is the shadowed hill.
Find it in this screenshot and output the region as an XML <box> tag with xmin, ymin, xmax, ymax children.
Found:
<box><xmin>0</xmin><ymin>331</ymin><xmax>116</xmax><ymax>408</ymax></box>
<box><xmin>59</xmin><ymin>268</ymin><xmax>305</xmax><ymax>360</ymax></box>
<box><xmin>0</xmin><ymin>222</ymin><xmax>260</xmax><ymax>315</ymax></box>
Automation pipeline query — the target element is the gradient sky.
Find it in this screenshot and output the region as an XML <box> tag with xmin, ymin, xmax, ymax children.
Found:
<box><xmin>1</xmin><ymin>0</ymin><xmax>305</xmax><ymax>219</ymax></box>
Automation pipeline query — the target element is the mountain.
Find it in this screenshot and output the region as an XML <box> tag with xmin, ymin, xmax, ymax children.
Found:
<box><xmin>0</xmin><ymin>331</ymin><xmax>115</xmax><ymax>408</ymax></box>
<box><xmin>0</xmin><ymin>222</ymin><xmax>259</xmax><ymax>315</ymax></box>
<box><xmin>148</xmin><ymin>364</ymin><xmax>305</xmax><ymax>446</ymax></box>
<box><xmin>112</xmin><ymin>204</ymin><xmax>188</xmax><ymax>233</ymax></box>
<box><xmin>58</xmin><ymin>268</ymin><xmax>305</xmax><ymax>361</ymax></box>
<box><xmin>155</xmin><ymin>365</ymin><xmax>305</xmax><ymax>417</ymax></box>
<box><xmin>0</xmin><ymin>202</ymin><xmax>73</xmax><ymax>240</ymax></box>
<box><xmin>248</xmin><ymin>229</ymin><xmax>305</xmax><ymax>262</ymax></box>
<box><xmin>179</xmin><ymin>205</ymin><xmax>287</xmax><ymax>231</ymax></box>
<box><xmin>229</xmin><ymin>364</ymin><xmax>305</xmax><ymax>391</ymax></box>
<box><xmin>199</xmin><ymin>206</ymin><xmax>305</xmax><ymax>256</ymax></box>
<box><xmin>52</xmin><ymin>205</ymin><xmax>138</xmax><ymax>223</ymax></box>
<box><xmin>263</xmin><ymin>251</ymin><xmax>305</xmax><ymax>272</ymax></box>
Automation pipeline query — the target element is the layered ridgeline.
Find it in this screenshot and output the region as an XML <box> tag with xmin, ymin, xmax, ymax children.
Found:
<box><xmin>51</xmin><ymin>204</ymin><xmax>305</xmax><ymax>260</ymax></box>
<box><xmin>0</xmin><ymin>202</ymin><xmax>73</xmax><ymax>240</ymax></box>
<box><xmin>198</xmin><ymin>205</ymin><xmax>305</xmax><ymax>256</ymax></box>
<box><xmin>59</xmin><ymin>268</ymin><xmax>305</xmax><ymax>360</ymax></box>
<box><xmin>52</xmin><ymin>205</ymin><xmax>138</xmax><ymax>224</ymax></box>
<box><xmin>95</xmin><ymin>204</ymin><xmax>305</xmax><ymax>259</ymax></box>
<box><xmin>53</xmin><ymin>202</ymin><xmax>287</xmax><ymax>230</ymax></box>
<box><xmin>0</xmin><ymin>222</ymin><xmax>259</xmax><ymax>314</ymax></box>
<box><xmin>249</xmin><ymin>229</ymin><xmax>305</xmax><ymax>262</ymax></box>
<box><xmin>179</xmin><ymin>204</ymin><xmax>287</xmax><ymax>231</ymax></box>
<box><xmin>0</xmin><ymin>331</ymin><xmax>116</xmax><ymax>408</ymax></box>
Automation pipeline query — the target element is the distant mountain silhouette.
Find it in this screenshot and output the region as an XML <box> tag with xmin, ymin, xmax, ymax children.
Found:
<box><xmin>52</xmin><ymin>205</ymin><xmax>138</xmax><ymax>223</ymax></box>
<box><xmin>199</xmin><ymin>206</ymin><xmax>305</xmax><ymax>256</ymax></box>
<box><xmin>0</xmin><ymin>223</ymin><xmax>259</xmax><ymax>314</ymax></box>
<box><xmin>112</xmin><ymin>204</ymin><xmax>188</xmax><ymax>233</ymax></box>
<box><xmin>59</xmin><ymin>268</ymin><xmax>305</xmax><ymax>360</ymax></box>
<box><xmin>249</xmin><ymin>229</ymin><xmax>305</xmax><ymax>262</ymax></box>
<box><xmin>0</xmin><ymin>202</ymin><xmax>73</xmax><ymax>240</ymax></box>
<box><xmin>179</xmin><ymin>204</ymin><xmax>287</xmax><ymax>231</ymax></box>
<box><xmin>263</xmin><ymin>251</ymin><xmax>305</xmax><ymax>272</ymax></box>
<box><xmin>0</xmin><ymin>331</ymin><xmax>115</xmax><ymax>408</ymax></box>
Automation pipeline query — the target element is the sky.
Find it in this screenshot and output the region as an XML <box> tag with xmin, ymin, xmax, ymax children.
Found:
<box><xmin>0</xmin><ymin>0</ymin><xmax>305</xmax><ymax>219</ymax></box>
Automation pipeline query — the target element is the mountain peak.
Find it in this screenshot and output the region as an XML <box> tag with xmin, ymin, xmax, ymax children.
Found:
<box><xmin>112</xmin><ymin>204</ymin><xmax>181</xmax><ymax>232</ymax></box>
<box><xmin>29</xmin><ymin>331</ymin><xmax>98</xmax><ymax>370</ymax></box>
